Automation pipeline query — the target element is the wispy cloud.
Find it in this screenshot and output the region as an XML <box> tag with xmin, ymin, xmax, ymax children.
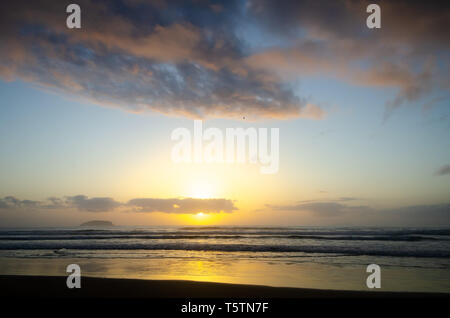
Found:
<box><xmin>0</xmin><ymin>195</ymin><xmax>237</xmax><ymax>214</ymax></box>
<box><xmin>0</xmin><ymin>196</ymin><xmax>41</xmax><ymax>209</ymax></box>
<box><xmin>246</xmin><ymin>0</ymin><xmax>449</xmax><ymax>117</ymax></box>
<box><xmin>268</xmin><ymin>201</ymin><xmax>370</xmax><ymax>217</ymax></box>
<box><xmin>265</xmin><ymin>200</ymin><xmax>450</xmax><ymax>225</ymax></box>
<box><xmin>1</xmin><ymin>1</ymin><xmax>447</xmax><ymax>120</ymax></box>
<box><xmin>0</xmin><ymin>0</ymin><xmax>321</xmax><ymax>120</ymax></box>
<box><xmin>127</xmin><ymin>198</ymin><xmax>237</xmax><ymax>214</ymax></box>
<box><xmin>434</xmin><ymin>164</ymin><xmax>450</xmax><ymax>176</ymax></box>
<box><xmin>66</xmin><ymin>195</ymin><xmax>121</xmax><ymax>212</ymax></box>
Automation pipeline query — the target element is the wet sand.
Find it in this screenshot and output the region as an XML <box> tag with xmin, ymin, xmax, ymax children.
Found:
<box><xmin>1</xmin><ymin>275</ymin><xmax>448</xmax><ymax>298</ymax></box>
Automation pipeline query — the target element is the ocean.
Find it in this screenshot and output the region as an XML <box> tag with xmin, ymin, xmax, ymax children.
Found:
<box><xmin>0</xmin><ymin>226</ymin><xmax>449</xmax><ymax>292</ymax></box>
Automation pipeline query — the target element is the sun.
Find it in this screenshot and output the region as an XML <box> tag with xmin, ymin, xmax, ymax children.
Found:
<box><xmin>193</xmin><ymin>211</ymin><xmax>209</xmax><ymax>223</ymax></box>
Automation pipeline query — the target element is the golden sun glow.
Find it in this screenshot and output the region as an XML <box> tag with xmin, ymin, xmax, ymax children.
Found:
<box><xmin>186</xmin><ymin>181</ymin><xmax>216</xmax><ymax>199</ymax></box>
<box><xmin>195</xmin><ymin>212</ymin><xmax>209</xmax><ymax>221</ymax></box>
<box><xmin>186</xmin><ymin>211</ymin><xmax>210</xmax><ymax>224</ymax></box>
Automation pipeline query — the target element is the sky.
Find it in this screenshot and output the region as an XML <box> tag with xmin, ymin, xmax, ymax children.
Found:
<box><xmin>0</xmin><ymin>0</ymin><xmax>449</xmax><ymax>227</ymax></box>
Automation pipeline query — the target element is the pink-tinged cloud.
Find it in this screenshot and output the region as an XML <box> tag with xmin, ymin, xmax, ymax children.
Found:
<box><xmin>0</xmin><ymin>0</ymin><xmax>448</xmax><ymax>120</ymax></box>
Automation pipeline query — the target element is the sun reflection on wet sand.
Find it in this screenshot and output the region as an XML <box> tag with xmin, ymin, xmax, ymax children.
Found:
<box><xmin>1</xmin><ymin>253</ymin><xmax>449</xmax><ymax>293</ymax></box>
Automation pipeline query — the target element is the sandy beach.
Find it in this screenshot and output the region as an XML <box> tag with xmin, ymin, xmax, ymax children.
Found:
<box><xmin>1</xmin><ymin>275</ymin><xmax>448</xmax><ymax>299</ymax></box>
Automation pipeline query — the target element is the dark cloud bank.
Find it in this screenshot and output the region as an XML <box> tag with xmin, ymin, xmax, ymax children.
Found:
<box><xmin>1</xmin><ymin>195</ymin><xmax>450</xmax><ymax>226</ymax></box>
<box><xmin>0</xmin><ymin>0</ymin><xmax>448</xmax><ymax>119</ymax></box>
<box><xmin>267</xmin><ymin>200</ymin><xmax>450</xmax><ymax>226</ymax></box>
<box><xmin>0</xmin><ymin>195</ymin><xmax>237</xmax><ymax>214</ymax></box>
